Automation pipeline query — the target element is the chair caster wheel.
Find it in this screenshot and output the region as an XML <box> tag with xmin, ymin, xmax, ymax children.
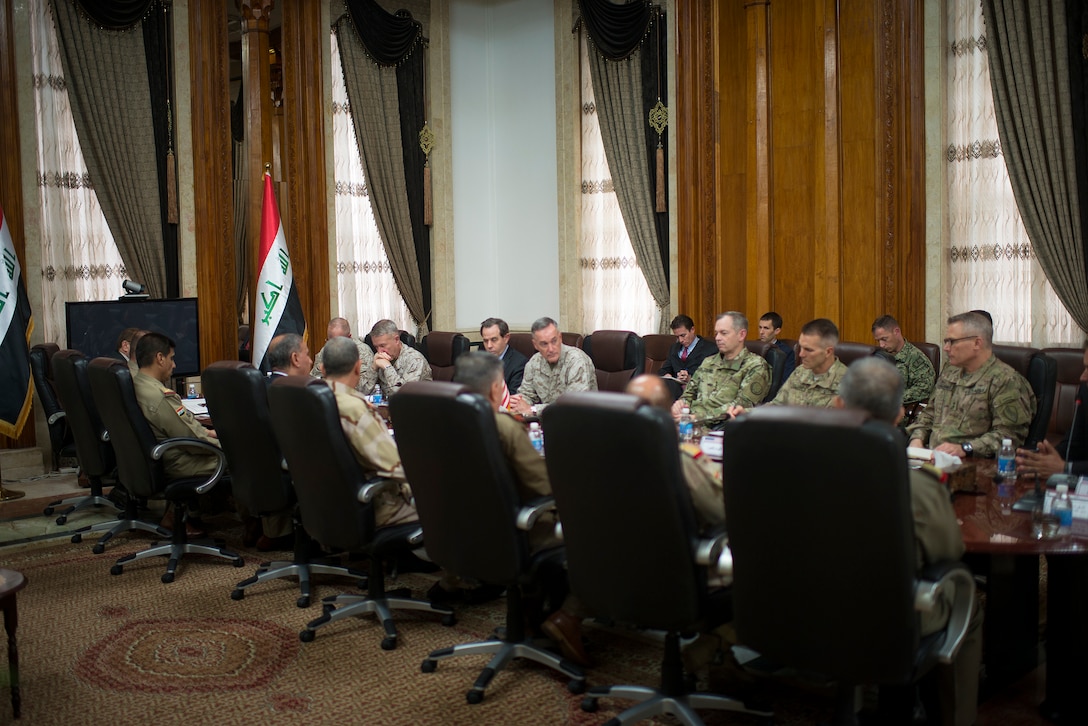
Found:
<box><xmin>231</xmin><ymin>589</ymin><xmax>245</xmax><ymax>601</ymax></box>
<box><xmin>296</xmin><ymin>596</ymin><xmax>310</xmax><ymax>608</ymax></box>
<box><xmin>380</xmin><ymin>636</ymin><xmax>397</xmax><ymax>651</ymax></box>
<box><xmin>299</xmin><ymin>630</ymin><xmax>315</xmax><ymax>643</ymax></box>
<box><xmin>110</xmin><ymin>564</ymin><xmax>123</xmax><ymax>576</ymax></box>
<box><xmin>421</xmin><ymin>659</ymin><xmax>437</xmax><ymax>673</ymax></box>
<box><xmin>568</xmin><ymin>679</ymin><xmax>586</xmax><ymax>694</ymax></box>
<box><xmin>161</xmin><ymin>572</ymin><xmax>175</xmax><ymax>584</ymax></box>
<box><xmin>56</xmin><ymin>515</ymin><xmax>67</xmax><ymax>525</ymax></box>
<box><xmin>71</xmin><ymin>533</ymin><xmax>82</xmax><ymax>544</ymax></box>
<box><xmin>44</xmin><ymin>507</ymin><xmax>54</xmax><ymax>516</ymax></box>
<box><xmin>441</xmin><ymin>613</ymin><xmax>456</xmax><ymax>627</ymax></box>
<box><xmin>466</xmin><ymin>689</ymin><xmax>484</xmax><ymax>705</ymax></box>
<box><xmin>581</xmin><ymin>697</ymin><xmax>599</xmax><ymax>713</ymax></box>
<box><xmin>232</xmin><ymin>557</ymin><xmax>245</xmax><ymax>568</ymax></box>
<box><xmin>92</xmin><ymin>544</ymin><xmax>105</xmax><ymax>554</ymax></box>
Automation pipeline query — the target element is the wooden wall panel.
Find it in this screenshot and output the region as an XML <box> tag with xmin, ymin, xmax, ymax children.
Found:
<box><xmin>188</xmin><ymin>0</ymin><xmax>236</xmax><ymax>368</ymax></box>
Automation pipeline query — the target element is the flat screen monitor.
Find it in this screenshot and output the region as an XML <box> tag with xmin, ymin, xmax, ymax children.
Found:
<box><xmin>66</xmin><ymin>298</ymin><xmax>201</xmax><ymax>377</ymax></box>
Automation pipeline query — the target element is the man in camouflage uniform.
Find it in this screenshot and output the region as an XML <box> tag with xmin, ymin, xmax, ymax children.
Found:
<box><xmin>908</xmin><ymin>311</ymin><xmax>1035</xmax><ymax>458</ymax></box>
<box><xmin>323</xmin><ymin>336</ymin><xmax>418</xmax><ymax>529</ymax></box>
<box><xmin>509</xmin><ymin>317</ymin><xmax>597</xmax><ymax>415</ymax></box>
<box><xmin>760</xmin><ymin>318</ymin><xmax>847</xmax><ymax>409</ymax></box>
<box><xmin>872</xmin><ymin>314</ymin><xmax>936</xmax><ymax>405</ymax></box>
<box><xmin>368</xmin><ymin>318</ymin><xmax>432</xmax><ymax>399</ymax></box>
<box><xmin>311</xmin><ymin>317</ymin><xmax>376</xmax><ymax>393</ymax></box>
<box><xmin>673</xmin><ymin>311</ymin><xmax>770</xmax><ymax>421</ymax></box>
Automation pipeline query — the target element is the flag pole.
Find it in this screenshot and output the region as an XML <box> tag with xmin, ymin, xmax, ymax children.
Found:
<box><xmin>0</xmin><ymin>457</ymin><xmax>26</xmax><ymax>502</ymax></box>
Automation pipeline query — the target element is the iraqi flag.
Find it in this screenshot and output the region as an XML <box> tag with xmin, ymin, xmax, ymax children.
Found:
<box><xmin>0</xmin><ymin>204</ymin><xmax>35</xmax><ymax>438</ymax></box>
<box><xmin>251</xmin><ymin>171</ymin><xmax>306</xmax><ymax>373</ymax></box>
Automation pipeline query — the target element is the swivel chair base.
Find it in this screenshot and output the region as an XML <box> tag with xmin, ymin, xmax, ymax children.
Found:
<box><xmin>44</xmin><ymin>492</ymin><xmax>121</xmax><ymax>525</ymax></box>
<box><xmin>232</xmin><ymin>560</ymin><xmax>368</xmax><ymax>608</ymax></box>
<box><xmin>70</xmin><ymin>498</ymin><xmax>170</xmax><ymax>554</ymax></box>
<box><xmin>302</xmin><ymin>589</ymin><xmax>454</xmax><ymax>649</ymax></box>
<box><xmin>109</xmin><ymin>503</ymin><xmax>244</xmax><ymax>583</ymax></box>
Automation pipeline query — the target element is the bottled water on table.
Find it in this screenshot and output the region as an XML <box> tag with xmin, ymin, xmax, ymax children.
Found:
<box><xmin>528</xmin><ymin>422</ymin><xmax>544</xmax><ymax>454</ymax></box>
<box><xmin>678</xmin><ymin>408</ymin><xmax>694</xmax><ymax>443</ymax></box>
<box><xmin>994</xmin><ymin>472</ymin><xmax>1015</xmax><ymax>516</ymax></box>
<box><xmin>1053</xmin><ymin>483</ymin><xmax>1074</xmax><ymax>536</ymax></box>
<box><xmin>187</xmin><ymin>384</ymin><xmax>198</xmax><ymax>399</ymax></box>
<box><xmin>997</xmin><ymin>438</ymin><xmax>1017</xmax><ymax>483</ymax></box>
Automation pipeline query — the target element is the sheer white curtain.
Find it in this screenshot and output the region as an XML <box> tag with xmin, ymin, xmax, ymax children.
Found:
<box><xmin>945</xmin><ymin>0</ymin><xmax>1079</xmax><ymax>346</ymax></box>
<box><xmin>579</xmin><ymin>34</ymin><xmax>658</xmax><ymax>335</ymax></box>
<box><xmin>329</xmin><ymin>32</ymin><xmax>414</xmax><ymax>335</ymax></box>
<box><xmin>30</xmin><ymin>0</ymin><xmax>127</xmax><ymax>345</ymax></box>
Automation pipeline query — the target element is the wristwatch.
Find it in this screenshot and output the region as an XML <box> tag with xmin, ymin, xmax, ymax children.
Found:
<box><xmin>961</xmin><ymin>442</ymin><xmax>973</xmax><ymax>457</ymax></box>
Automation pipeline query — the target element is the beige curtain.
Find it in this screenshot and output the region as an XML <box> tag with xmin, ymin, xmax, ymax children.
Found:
<box><xmin>981</xmin><ymin>0</ymin><xmax>1088</xmax><ymax>335</ymax></box>
<box><xmin>334</xmin><ymin>17</ymin><xmax>428</xmax><ymax>334</ymax></box>
<box><xmin>49</xmin><ymin>0</ymin><xmax>166</xmax><ymax>298</ymax></box>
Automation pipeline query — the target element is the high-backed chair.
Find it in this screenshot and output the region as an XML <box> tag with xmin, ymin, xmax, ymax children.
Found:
<box><xmin>643</xmin><ymin>334</ymin><xmax>675</xmax><ymax>375</ymax></box>
<box><xmin>363</xmin><ymin>329</ymin><xmax>417</xmax><ymax>352</ymax></box>
<box><xmin>201</xmin><ymin>362</ymin><xmax>366</xmax><ymax>607</ymax></box>
<box><xmin>419</xmin><ymin>331</ymin><xmax>471</xmax><ymax>382</ymax></box>
<box><xmin>744</xmin><ymin>339</ymin><xmax>787</xmax><ymax>402</ymax></box>
<box><xmin>51</xmin><ymin>350</ymin><xmax>169</xmax><ymax>551</ymax></box>
<box><xmin>1041</xmin><ymin>347</ymin><xmax>1084</xmax><ymax>446</ymax></box>
<box><xmin>992</xmin><ymin>344</ymin><xmax>1056</xmax><ymax>448</ymax></box>
<box><xmin>915</xmin><ymin>341</ymin><xmax>941</xmax><ymax>377</ymax></box>
<box><xmin>542</xmin><ymin>391</ymin><xmax>769</xmax><ymax>724</ymax></box>
<box><xmin>581</xmin><ymin>330</ymin><xmax>646</xmax><ymax>393</ymax></box>
<box><xmin>507</xmin><ymin>332</ymin><xmax>537</xmax><ymax>362</ymax></box>
<box><xmin>390</xmin><ymin>381</ymin><xmax>584</xmax><ymax>704</ymax></box>
<box><xmin>562</xmin><ymin>331</ymin><xmax>584</xmax><ymax>349</ymax></box>
<box><xmin>30</xmin><ymin>343</ymin><xmax>75</xmax><ymax>470</ymax></box>
<box><xmin>266</xmin><ymin>376</ymin><xmax>452</xmax><ymax>648</ymax></box>
<box><xmin>834</xmin><ymin>341</ymin><xmax>877</xmax><ymax>367</ymax></box>
<box><xmin>721</xmin><ymin>406</ymin><xmax>976</xmax><ymax>725</ymax></box>
<box><xmin>87</xmin><ymin>358</ymin><xmax>243</xmax><ymax>582</ymax></box>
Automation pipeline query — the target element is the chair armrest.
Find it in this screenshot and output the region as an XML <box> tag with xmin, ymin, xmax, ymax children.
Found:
<box><xmin>516</xmin><ymin>496</ymin><xmax>556</xmax><ymax>531</ymax></box>
<box><xmin>554</xmin><ymin>521</ymin><xmax>564</xmax><ymax>542</ymax></box>
<box><xmin>695</xmin><ymin>527</ymin><xmax>727</xmax><ymax>566</ymax></box>
<box><xmin>716</xmin><ymin>545</ymin><xmax>734</xmax><ymax>581</ymax></box>
<box><xmin>48</xmin><ymin>411</ymin><xmax>66</xmax><ymax>425</ymax></box>
<box><xmin>100</xmin><ymin>430</ymin><xmax>110</xmax><ymax>443</ymax></box>
<box><xmin>914</xmin><ymin>560</ymin><xmax>976</xmax><ymax>664</ymax></box>
<box><xmin>150</xmin><ymin>438</ymin><xmax>227</xmax><ymax>495</ymax></box>
<box><xmin>406</xmin><ymin>526</ymin><xmax>424</xmax><ymax>547</ymax></box>
<box><xmin>358</xmin><ymin>476</ymin><xmax>398</xmax><ymax>504</ymax></box>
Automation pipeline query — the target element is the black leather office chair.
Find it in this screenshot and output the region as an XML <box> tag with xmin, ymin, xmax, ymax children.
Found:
<box><xmin>721</xmin><ymin>406</ymin><xmax>976</xmax><ymax>725</ymax></box>
<box><xmin>201</xmin><ymin>362</ymin><xmax>366</xmax><ymax>607</ymax></box>
<box><xmin>87</xmin><ymin>358</ymin><xmax>244</xmax><ymax>582</ymax></box>
<box><xmin>363</xmin><ymin>329</ymin><xmax>417</xmax><ymax>352</ymax></box>
<box><xmin>30</xmin><ymin>343</ymin><xmax>76</xmax><ymax>470</ymax></box>
<box><xmin>266</xmin><ymin>376</ymin><xmax>452</xmax><ymax>648</ymax></box>
<box><xmin>744</xmin><ymin>339</ymin><xmax>787</xmax><ymax>402</ymax></box>
<box><xmin>390</xmin><ymin>381</ymin><xmax>584</xmax><ymax>704</ymax></box>
<box><xmin>992</xmin><ymin>345</ymin><xmax>1056</xmax><ymax>448</ymax></box>
<box><xmin>419</xmin><ymin>331</ymin><xmax>471</xmax><ymax>382</ymax></box>
<box><xmin>51</xmin><ymin>350</ymin><xmax>169</xmax><ymax>551</ymax></box>
<box><xmin>1041</xmin><ymin>346</ymin><xmax>1084</xmax><ymax>446</ymax></box>
<box><xmin>582</xmin><ymin>330</ymin><xmax>646</xmax><ymax>392</ymax></box>
<box><xmin>542</xmin><ymin>391</ymin><xmax>769</xmax><ymax>725</ymax></box>
<box><xmin>643</xmin><ymin>333</ymin><xmax>674</xmax><ymax>375</ymax></box>
<box><xmin>834</xmin><ymin>341</ymin><xmax>877</xmax><ymax>367</ymax></box>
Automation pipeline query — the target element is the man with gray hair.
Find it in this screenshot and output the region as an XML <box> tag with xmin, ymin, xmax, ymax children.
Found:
<box><xmin>908</xmin><ymin>311</ymin><xmax>1035</xmax><ymax>458</ymax></box>
<box><xmin>368</xmin><ymin>319</ymin><xmax>432</xmax><ymax>398</ymax></box>
<box><xmin>509</xmin><ymin>317</ymin><xmax>596</xmax><ymax>415</ymax></box>
<box><xmin>835</xmin><ymin>356</ymin><xmax>980</xmax><ymax>726</ymax></box>
<box><xmin>267</xmin><ymin>333</ymin><xmax>313</xmax><ymax>380</ymax></box>
<box><xmin>311</xmin><ymin>317</ymin><xmax>376</xmax><ymax>393</ymax></box>
<box><xmin>672</xmin><ymin>311</ymin><xmax>770</xmax><ymax>421</ymax></box>
<box><xmin>323</xmin><ymin>336</ymin><xmax>417</xmax><ymax>529</ymax></box>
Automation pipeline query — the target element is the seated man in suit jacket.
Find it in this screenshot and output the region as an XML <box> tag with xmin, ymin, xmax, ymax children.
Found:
<box><xmin>480</xmin><ymin>316</ymin><xmax>528</xmax><ymax>394</ymax></box>
<box><xmin>657</xmin><ymin>314</ymin><xmax>717</xmax><ymax>387</ymax></box>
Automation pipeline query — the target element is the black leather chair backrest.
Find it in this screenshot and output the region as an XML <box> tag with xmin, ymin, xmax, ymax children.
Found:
<box><xmin>30</xmin><ymin>342</ymin><xmax>64</xmax><ymax>421</ymax></box>
<box><xmin>992</xmin><ymin>344</ymin><xmax>1055</xmax><ymax>448</ymax></box>
<box><xmin>721</xmin><ymin>405</ymin><xmax>917</xmax><ymax>684</ymax></box>
<box><xmin>582</xmin><ymin>330</ymin><xmax>647</xmax><ymax>392</ymax></box>
<box><xmin>87</xmin><ymin>358</ymin><xmax>167</xmax><ymax>499</ymax></box>
<box><xmin>643</xmin><ymin>334</ymin><xmax>674</xmax><ymax>374</ymax></box>
<box><xmin>1041</xmin><ymin>347</ymin><xmax>1084</xmax><ymax>444</ymax></box>
<box><xmin>390</xmin><ymin>381</ymin><xmax>527</xmax><ymax>586</ymax></box>
<box><xmin>52</xmin><ymin>350</ymin><xmax>115</xmax><ymax>479</ymax></box>
<box><xmin>267</xmin><ymin>376</ymin><xmax>374</xmax><ymax>549</ymax></box>
<box><xmin>202</xmin><ymin>361</ymin><xmax>292</xmax><ymax>515</ymax></box>
<box><xmin>543</xmin><ymin>392</ymin><xmax>704</xmax><ymax>632</ymax></box>
<box><xmin>420</xmin><ymin>332</ymin><xmax>471</xmax><ymax>382</ymax></box>
<box><xmin>363</xmin><ymin>329</ymin><xmax>418</xmax><ymax>353</ymax></box>
<box><xmin>834</xmin><ymin>341</ymin><xmax>877</xmax><ymax>367</ymax></box>
<box><xmin>745</xmin><ymin>340</ymin><xmax>786</xmax><ymax>401</ymax></box>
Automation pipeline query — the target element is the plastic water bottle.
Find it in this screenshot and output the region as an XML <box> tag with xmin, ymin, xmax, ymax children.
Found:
<box><xmin>997</xmin><ymin>438</ymin><xmax>1017</xmax><ymax>483</ymax></box>
<box><xmin>187</xmin><ymin>383</ymin><xmax>198</xmax><ymax>399</ymax></box>
<box><xmin>678</xmin><ymin>408</ymin><xmax>694</xmax><ymax>443</ymax></box>
<box><xmin>994</xmin><ymin>472</ymin><xmax>1014</xmax><ymax>516</ymax></box>
<box><xmin>1054</xmin><ymin>483</ymin><xmax>1074</xmax><ymax>535</ymax></box>
<box><xmin>528</xmin><ymin>422</ymin><xmax>544</xmax><ymax>455</ymax></box>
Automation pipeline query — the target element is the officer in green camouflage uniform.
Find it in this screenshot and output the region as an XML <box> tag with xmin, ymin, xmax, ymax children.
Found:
<box><xmin>908</xmin><ymin>311</ymin><xmax>1036</xmax><ymax>458</ymax></box>
<box><xmin>872</xmin><ymin>314</ymin><xmax>936</xmax><ymax>404</ymax></box>
<box><xmin>310</xmin><ymin>317</ymin><xmax>377</xmax><ymax>393</ymax></box>
<box><xmin>675</xmin><ymin>311</ymin><xmax>770</xmax><ymax>420</ymax></box>
<box><xmin>764</xmin><ymin>318</ymin><xmax>847</xmax><ymax>408</ymax></box>
<box><xmin>509</xmin><ymin>317</ymin><xmax>597</xmax><ymax>415</ymax></box>
<box><xmin>368</xmin><ymin>318</ymin><xmax>432</xmax><ymax>398</ymax></box>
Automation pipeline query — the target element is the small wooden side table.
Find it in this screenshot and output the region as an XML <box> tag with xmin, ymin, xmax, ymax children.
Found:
<box><xmin>0</xmin><ymin>569</ymin><xmax>27</xmax><ymax>719</ymax></box>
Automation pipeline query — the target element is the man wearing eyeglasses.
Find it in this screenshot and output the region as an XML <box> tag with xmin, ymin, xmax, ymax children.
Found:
<box><xmin>907</xmin><ymin>311</ymin><xmax>1035</xmax><ymax>458</ymax></box>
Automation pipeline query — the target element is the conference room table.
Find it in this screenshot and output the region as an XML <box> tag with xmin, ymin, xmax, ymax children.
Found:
<box><xmin>952</xmin><ymin>460</ymin><xmax>1088</xmax><ymax>721</ymax></box>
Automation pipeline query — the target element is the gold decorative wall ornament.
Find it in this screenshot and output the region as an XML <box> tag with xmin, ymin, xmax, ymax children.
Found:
<box><xmin>649</xmin><ymin>99</ymin><xmax>668</xmax><ymax>136</ymax></box>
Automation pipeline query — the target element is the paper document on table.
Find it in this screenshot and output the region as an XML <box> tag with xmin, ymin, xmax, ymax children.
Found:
<box><xmin>182</xmin><ymin>398</ymin><xmax>207</xmax><ymax>415</ymax></box>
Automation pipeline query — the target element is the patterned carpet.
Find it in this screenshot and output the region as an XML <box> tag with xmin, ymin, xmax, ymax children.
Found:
<box><xmin>0</xmin><ymin>513</ymin><xmax>837</xmax><ymax>725</ymax></box>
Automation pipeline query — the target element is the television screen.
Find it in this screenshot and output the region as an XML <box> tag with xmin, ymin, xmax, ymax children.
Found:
<box><xmin>66</xmin><ymin>298</ymin><xmax>201</xmax><ymax>377</ymax></box>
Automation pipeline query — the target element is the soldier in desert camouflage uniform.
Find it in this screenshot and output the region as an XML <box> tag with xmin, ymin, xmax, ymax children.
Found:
<box><xmin>368</xmin><ymin>318</ymin><xmax>432</xmax><ymax>399</ymax></box>
<box><xmin>872</xmin><ymin>314</ymin><xmax>936</xmax><ymax>405</ymax></box>
<box><xmin>509</xmin><ymin>317</ymin><xmax>597</xmax><ymax>414</ymax></box>
<box><xmin>674</xmin><ymin>311</ymin><xmax>770</xmax><ymax>420</ymax></box>
<box><xmin>762</xmin><ymin>318</ymin><xmax>847</xmax><ymax>409</ymax></box>
<box><xmin>908</xmin><ymin>311</ymin><xmax>1035</xmax><ymax>458</ymax></box>
<box><xmin>311</xmin><ymin>317</ymin><xmax>377</xmax><ymax>393</ymax></box>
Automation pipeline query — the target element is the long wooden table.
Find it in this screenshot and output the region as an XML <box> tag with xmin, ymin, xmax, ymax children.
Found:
<box><xmin>951</xmin><ymin>461</ymin><xmax>1088</xmax><ymax>721</ymax></box>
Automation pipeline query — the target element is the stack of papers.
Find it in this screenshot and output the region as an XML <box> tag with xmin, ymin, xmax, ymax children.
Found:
<box><xmin>182</xmin><ymin>398</ymin><xmax>208</xmax><ymax>415</ymax></box>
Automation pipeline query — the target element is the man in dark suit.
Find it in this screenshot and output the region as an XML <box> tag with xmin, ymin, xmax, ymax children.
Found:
<box><xmin>480</xmin><ymin>317</ymin><xmax>528</xmax><ymax>394</ymax></box>
<box><xmin>756</xmin><ymin>311</ymin><xmax>796</xmax><ymax>380</ymax></box>
<box><xmin>657</xmin><ymin>314</ymin><xmax>717</xmax><ymax>389</ymax></box>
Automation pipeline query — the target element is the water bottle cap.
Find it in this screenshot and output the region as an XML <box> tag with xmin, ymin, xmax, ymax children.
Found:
<box><xmin>1056</xmin><ymin>483</ymin><xmax>1069</xmax><ymax>494</ymax></box>
<box><xmin>1001</xmin><ymin>438</ymin><xmax>1012</xmax><ymax>446</ymax></box>
<box><xmin>529</xmin><ymin>422</ymin><xmax>540</xmax><ymax>430</ymax></box>
<box><xmin>682</xmin><ymin>407</ymin><xmax>690</xmax><ymax>414</ymax></box>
